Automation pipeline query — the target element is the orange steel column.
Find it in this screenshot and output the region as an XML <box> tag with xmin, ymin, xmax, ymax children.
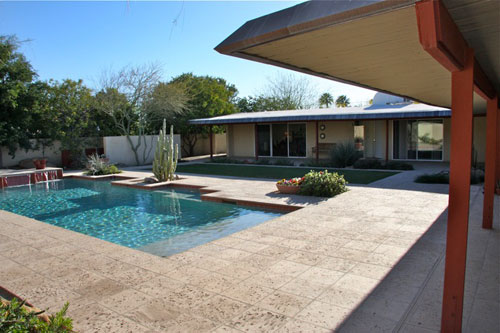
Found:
<box><xmin>482</xmin><ymin>96</ymin><xmax>498</xmax><ymax>229</ymax></box>
<box><xmin>497</xmin><ymin>104</ymin><xmax>500</xmax><ymax>182</ymax></box>
<box><xmin>441</xmin><ymin>48</ymin><xmax>474</xmax><ymax>332</ymax></box>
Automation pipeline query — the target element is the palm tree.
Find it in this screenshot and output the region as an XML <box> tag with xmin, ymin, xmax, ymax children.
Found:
<box><xmin>318</xmin><ymin>92</ymin><xmax>334</xmax><ymax>108</ymax></box>
<box><xmin>335</xmin><ymin>95</ymin><xmax>351</xmax><ymax>108</ymax></box>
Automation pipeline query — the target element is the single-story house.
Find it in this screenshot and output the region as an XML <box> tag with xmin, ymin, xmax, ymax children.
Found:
<box><xmin>191</xmin><ymin>92</ymin><xmax>486</xmax><ymax>163</ymax></box>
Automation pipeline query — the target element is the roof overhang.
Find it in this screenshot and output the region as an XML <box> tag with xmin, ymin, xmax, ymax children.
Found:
<box><xmin>190</xmin><ymin>108</ymin><xmax>451</xmax><ymax>125</ymax></box>
<box><xmin>216</xmin><ymin>0</ymin><xmax>499</xmax><ymax>114</ymax></box>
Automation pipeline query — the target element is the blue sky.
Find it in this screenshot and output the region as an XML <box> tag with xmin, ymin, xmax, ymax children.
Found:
<box><xmin>0</xmin><ymin>1</ymin><xmax>376</xmax><ymax>105</ymax></box>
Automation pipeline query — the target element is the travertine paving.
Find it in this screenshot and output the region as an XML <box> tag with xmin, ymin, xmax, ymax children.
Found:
<box><xmin>0</xmin><ymin>170</ymin><xmax>498</xmax><ymax>332</ymax></box>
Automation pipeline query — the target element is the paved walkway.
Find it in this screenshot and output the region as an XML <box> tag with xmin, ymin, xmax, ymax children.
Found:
<box><xmin>0</xmin><ymin>170</ymin><xmax>497</xmax><ymax>332</ymax></box>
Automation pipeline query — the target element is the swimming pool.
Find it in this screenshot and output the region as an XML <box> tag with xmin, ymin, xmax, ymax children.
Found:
<box><xmin>0</xmin><ymin>179</ymin><xmax>282</xmax><ymax>256</ymax></box>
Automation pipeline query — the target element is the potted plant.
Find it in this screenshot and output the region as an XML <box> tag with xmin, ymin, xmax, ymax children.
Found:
<box><xmin>276</xmin><ymin>177</ymin><xmax>304</xmax><ymax>194</ymax></box>
<box><xmin>32</xmin><ymin>158</ymin><xmax>47</xmax><ymax>169</ymax></box>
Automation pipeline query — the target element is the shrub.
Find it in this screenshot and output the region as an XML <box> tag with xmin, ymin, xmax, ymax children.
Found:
<box><xmin>330</xmin><ymin>142</ymin><xmax>361</xmax><ymax>168</ymax></box>
<box><xmin>209</xmin><ymin>157</ymin><xmax>245</xmax><ymax>164</ymax></box>
<box><xmin>299</xmin><ymin>170</ymin><xmax>348</xmax><ymax>197</ymax></box>
<box><xmin>85</xmin><ymin>154</ymin><xmax>121</xmax><ymax>176</ymax></box>
<box><xmin>384</xmin><ymin>161</ymin><xmax>414</xmax><ymax>170</ymax></box>
<box><xmin>273</xmin><ymin>159</ymin><xmax>295</xmax><ymax>166</ymax></box>
<box><xmin>415</xmin><ymin>172</ymin><xmax>449</xmax><ymax>184</ymax></box>
<box><xmin>255</xmin><ymin>159</ymin><xmax>271</xmax><ymax>165</ymax></box>
<box><xmin>415</xmin><ymin>171</ymin><xmax>482</xmax><ymax>184</ymax></box>
<box><xmin>353</xmin><ymin>158</ymin><xmax>383</xmax><ymax>169</ymax></box>
<box><xmin>0</xmin><ymin>298</ymin><xmax>73</xmax><ymax>332</ymax></box>
<box><xmin>302</xmin><ymin>159</ymin><xmax>334</xmax><ymax>168</ymax></box>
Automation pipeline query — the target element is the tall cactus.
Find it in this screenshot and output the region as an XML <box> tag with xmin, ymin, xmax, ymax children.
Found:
<box><xmin>153</xmin><ymin>119</ymin><xmax>178</xmax><ymax>182</ymax></box>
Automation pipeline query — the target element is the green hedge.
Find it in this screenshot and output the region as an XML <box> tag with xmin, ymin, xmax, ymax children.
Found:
<box><xmin>299</xmin><ymin>170</ymin><xmax>348</xmax><ymax>197</ymax></box>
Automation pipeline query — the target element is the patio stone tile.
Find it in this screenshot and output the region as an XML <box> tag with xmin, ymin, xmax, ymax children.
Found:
<box><xmin>297</xmin><ymin>267</ymin><xmax>344</xmax><ymax>286</ymax></box>
<box><xmin>135</xmin><ymin>257</ymin><xmax>183</xmax><ymax>274</ymax></box>
<box><xmin>41</xmin><ymin>262</ymin><xmax>84</xmax><ymax>280</ymax></box>
<box><xmin>245</xmin><ymin>270</ymin><xmax>295</xmax><ymax>289</ymax></box>
<box><xmin>330</xmin><ymin>247</ymin><xmax>372</xmax><ymax>262</ymax></box>
<box><xmin>286</xmin><ymin>250</ymin><xmax>326</xmax><ymax>265</ymax></box>
<box><xmin>228</xmin><ymin>306</ymin><xmax>288</xmax><ymax>332</ymax></box>
<box><xmin>191</xmin><ymin>243</ymin><xmax>228</xmax><ymax>256</ymax></box>
<box><xmin>215</xmin><ymin>248</ymin><xmax>253</xmax><ymax>261</ymax></box>
<box><xmin>231</xmin><ymin>240</ymin><xmax>270</xmax><ymax>253</ymax></box>
<box><xmin>0</xmin><ymin>259</ymin><xmax>34</xmax><ymax>282</ymax></box>
<box><xmin>399</xmin><ymin>324</ymin><xmax>439</xmax><ymax>332</ymax></box>
<box><xmin>125</xmin><ymin>298</ymin><xmax>184</xmax><ymax>330</ymax></box>
<box><xmin>75</xmin><ymin>278</ymin><xmax>128</xmax><ymax>301</ymax></box>
<box><xmin>356</xmin><ymin>295</ymin><xmax>411</xmax><ymax>322</ymax></box>
<box><xmin>166</xmin><ymin>265</ymin><xmax>211</xmax><ymax>284</ymax></box>
<box><xmin>99</xmin><ymin>289</ymin><xmax>153</xmax><ymax>313</ymax></box>
<box><xmin>1</xmin><ymin>273</ymin><xmax>52</xmax><ymax>297</ymax></box>
<box><xmin>317</xmin><ymin>287</ymin><xmax>367</xmax><ymax>309</ymax></box>
<box><xmin>343</xmin><ymin>240</ymin><xmax>380</xmax><ymax>252</ymax></box>
<box><xmin>168</xmin><ymin>250</ymin><xmax>206</xmax><ymax>265</ymax></box>
<box><xmin>192</xmin><ymin>256</ymin><xmax>232</xmax><ymax>272</ymax></box>
<box><xmin>212</xmin><ymin>325</ymin><xmax>244</xmax><ymax>332</ymax></box>
<box><xmin>333</xmin><ymin>274</ymin><xmax>380</xmax><ymax>294</ymax></box>
<box><xmin>257</xmin><ymin>245</ymin><xmax>294</xmax><ymax>260</ymax></box>
<box><xmin>212</xmin><ymin>236</ymin><xmax>243</xmax><ymax>248</ymax></box>
<box><xmin>337</xmin><ymin>309</ymin><xmax>398</xmax><ymax>332</ymax></box>
<box><xmin>23</xmin><ymin>285</ymin><xmax>82</xmax><ymax>313</ymax></box>
<box><xmin>267</xmin><ymin>260</ymin><xmax>311</xmax><ymax>278</ymax></box>
<box><xmin>317</xmin><ymin>257</ymin><xmax>357</xmax><ymax>273</ymax></box>
<box><xmin>466</xmin><ymin>298</ymin><xmax>500</xmax><ymax>333</ymax></box>
<box><xmin>195</xmin><ymin>295</ymin><xmax>249</xmax><ymax>323</ymax></box>
<box><xmin>190</xmin><ymin>271</ymin><xmax>241</xmax><ymax>293</ymax></box>
<box><xmin>295</xmin><ymin>300</ymin><xmax>349</xmax><ymax>329</ymax></box>
<box><xmin>98</xmin><ymin>316</ymin><xmax>151</xmax><ymax>333</ymax></box>
<box><xmin>169</xmin><ymin>313</ymin><xmax>219</xmax><ymax>332</ymax></box>
<box><xmin>221</xmin><ymin>280</ymin><xmax>273</xmax><ymax>304</ymax></box>
<box><xmin>238</xmin><ymin>253</ymin><xmax>280</xmax><ymax>270</ymax></box>
<box><xmin>22</xmin><ymin>255</ymin><xmax>66</xmax><ymax>272</ymax></box>
<box><xmin>216</xmin><ymin>261</ymin><xmax>261</xmax><ymax>280</ymax></box>
<box><xmin>110</xmin><ymin>266</ymin><xmax>159</xmax><ymax>287</ymax></box>
<box><xmin>275</xmin><ymin>319</ymin><xmax>331</xmax><ymax>333</ymax></box>
<box><xmin>256</xmin><ymin>290</ymin><xmax>312</xmax><ymax>317</ymax></box>
<box><xmin>69</xmin><ymin>301</ymin><xmax>120</xmax><ymax>332</ymax></box>
<box><xmin>349</xmin><ymin>263</ymin><xmax>392</xmax><ymax>280</ymax></box>
<box><xmin>279</xmin><ymin>277</ymin><xmax>329</xmax><ymax>299</ymax></box>
<box><xmin>0</xmin><ymin>239</ymin><xmax>20</xmax><ymax>252</ymax></box>
<box><xmin>135</xmin><ymin>275</ymin><xmax>185</xmax><ymax>298</ymax></box>
<box><xmin>4</xmin><ymin>245</ymin><xmax>49</xmax><ymax>264</ymax></box>
<box><xmin>56</xmin><ymin>269</ymin><xmax>105</xmax><ymax>291</ymax></box>
<box><xmin>157</xmin><ymin>284</ymin><xmax>215</xmax><ymax>310</ymax></box>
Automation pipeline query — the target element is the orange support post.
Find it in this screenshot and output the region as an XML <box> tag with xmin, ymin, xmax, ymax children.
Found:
<box><xmin>315</xmin><ymin>121</ymin><xmax>319</xmax><ymax>162</ymax></box>
<box><xmin>441</xmin><ymin>48</ymin><xmax>474</xmax><ymax>332</ymax></box>
<box><xmin>209</xmin><ymin>125</ymin><xmax>214</xmax><ymax>160</ymax></box>
<box><xmin>482</xmin><ymin>97</ymin><xmax>498</xmax><ymax>229</ymax></box>
<box><xmin>497</xmin><ymin>104</ymin><xmax>500</xmax><ymax>183</ymax></box>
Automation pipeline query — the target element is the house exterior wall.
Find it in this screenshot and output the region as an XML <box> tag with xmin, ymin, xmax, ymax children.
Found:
<box><xmin>227</xmin><ymin>124</ymin><xmax>255</xmax><ymax>158</ymax></box>
<box><xmin>224</xmin><ymin>117</ymin><xmax>487</xmax><ymax>163</ymax></box>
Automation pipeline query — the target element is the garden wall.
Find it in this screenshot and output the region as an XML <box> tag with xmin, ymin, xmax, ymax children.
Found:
<box><xmin>0</xmin><ymin>140</ymin><xmax>63</xmax><ymax>168</ymax></box>
<box><xmin>183</xmin><ymin>133</ymin><xmax>226</xmax><ymax>157</ymax></box>
<box><xmin>103</xmin><ymin>135</ymin><xmax>182</xmax><ymax>166</ymax></box>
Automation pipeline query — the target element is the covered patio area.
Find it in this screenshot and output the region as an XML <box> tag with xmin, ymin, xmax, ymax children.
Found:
<box><xmin>216</xmin><ymin>0</ymin><xmax>500</xmax><ymax>331</ymax></box>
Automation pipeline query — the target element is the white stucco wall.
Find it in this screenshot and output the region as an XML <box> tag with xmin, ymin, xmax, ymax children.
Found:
<box><xmin>228</xmin><ymin>124</ymin><xmax>255</xmax><ymax>158</ymax></box>
<box><xmin>103</xmin><ymin>135</ymin><xmax>181</xmax><ymax>166</ymax></box>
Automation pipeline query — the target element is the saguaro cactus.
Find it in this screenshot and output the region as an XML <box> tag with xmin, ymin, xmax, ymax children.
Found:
<box><xmin>153</xmin><ymin>119</ymin><xmax>178</xmax><ymax>182</ymax></box>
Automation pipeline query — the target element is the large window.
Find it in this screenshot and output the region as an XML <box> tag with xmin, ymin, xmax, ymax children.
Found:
<box><xmin>393</xmin><ymin>119</ymin><xmax>443</xmax><ymax>160</ymax></box>
<box><xmin>256</xmin><ymin>123</ymin><xmax>306</xmax><ymax>158</ymax></box>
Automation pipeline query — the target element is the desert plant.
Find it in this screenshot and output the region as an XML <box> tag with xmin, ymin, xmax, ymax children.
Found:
<box><xmin>330</xmin><ymin>142</ymin><xmax>361</xmax><ymax>168</ymax></box>
<box><xmin>299</xmin><ymin>170</ymin><xmax>348</xmax><ymax>197</ymax></box>
<box><xmin>152</xmin><ymin>119</ymin><xmax>178</xmax><ymax>182</ymax></box>
<box><xmin>384</xmin><ymin>161</ymin><xmax>414</xmax><ymax>170</ymax></box>
<box><xmin>0</xmin><ymin>298</ymin><xmax>73</xmax><ymax>332</ymax></box>
<box><xmin>353</xmin><ymin>158</ymin><xmax>383</xmax><ymax>169</ymax></box>
<box><xmin>415</xmin><ymin>171</ymin><xmax>481</xmax><ymax>184</ymax></box>
<box><xmin>255</xmin><ymin>158</ymin><xmax>271</xmax><ymax>165</ymax></box>
<box><xmin>273</xmin><ymin>159</ymin><xmax>294</xmax><ymax>166</ymax></box>
<box><xmin>85</xmin><ymin>154</ymin><xmax>121</xmax><ymax>176</ymax></box>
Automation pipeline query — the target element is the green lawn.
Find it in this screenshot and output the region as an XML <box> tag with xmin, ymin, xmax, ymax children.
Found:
<box><xmin>175</xmin><ymin>163</ymin><xmax>398</xmax><ymax>184</ymax></box>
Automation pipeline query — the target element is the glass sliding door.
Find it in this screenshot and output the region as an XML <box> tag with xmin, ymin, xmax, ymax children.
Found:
<box><xmin>272</xmin><ymin>124</ymin><xmax>288</xmax><ymax>157</ymax></box>
<box><xmin>393</xmin><ymin>119</ymin><xmax>443</xmax><ymax>161</ymax></box>
<box><xmin>288</xmin><ymin>124</ymin><xmax>306</xmax><ymax>157</ymax></box>
<box><xmin>417</xmin><ymin>120</ymin><xmax>443</xmax><ymax>160</ymax></box>
<box><xmin>256</xmin><ymin>125</ymin><xmax>271</xmax><ymax>156</ymax></box>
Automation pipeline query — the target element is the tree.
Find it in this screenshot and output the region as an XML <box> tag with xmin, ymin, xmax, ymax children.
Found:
<box><xmin>236</xmin><ymin>95</ymin><xmax>296</xmax><ymax>113</ymax></box>
<box><xmin>97</xmin><ymin>63</ymin><xmax>179</xmax><ymax>165</ymax></box>
<box><xmin>261</xmin><ymin>73</ymin><xmax>317</xmax><ymax>110</ymax></box>
<box><xmin>335</xmin><ymin>95</ymin><xmax>351</xmax><ymax>108</ymax></box>
<box><xmin>0</xmin><ymin>35</ymin><xmax>38</xmax><ymax>158</ymax></box>
<box><xmin>319</xmin><ymin>93</ymin><xmax>334</xmax><ymax>108</ymax></box>
<box><xmin>167</xmin><ymin>73</ymin><xmax>238</xmax><ymax>156</ymax></box>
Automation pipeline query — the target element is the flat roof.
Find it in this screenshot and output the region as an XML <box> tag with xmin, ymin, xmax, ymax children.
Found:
<box><xmin>190</xmin><ymin>103</ymin><xmax>450</xmax><ymax>125</ymax></box>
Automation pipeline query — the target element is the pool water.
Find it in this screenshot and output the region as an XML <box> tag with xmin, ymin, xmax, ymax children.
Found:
<box><xmin>0</xmin><ymin>179</ymin><xmax>282</xmax><ymax>256</ymax></box>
